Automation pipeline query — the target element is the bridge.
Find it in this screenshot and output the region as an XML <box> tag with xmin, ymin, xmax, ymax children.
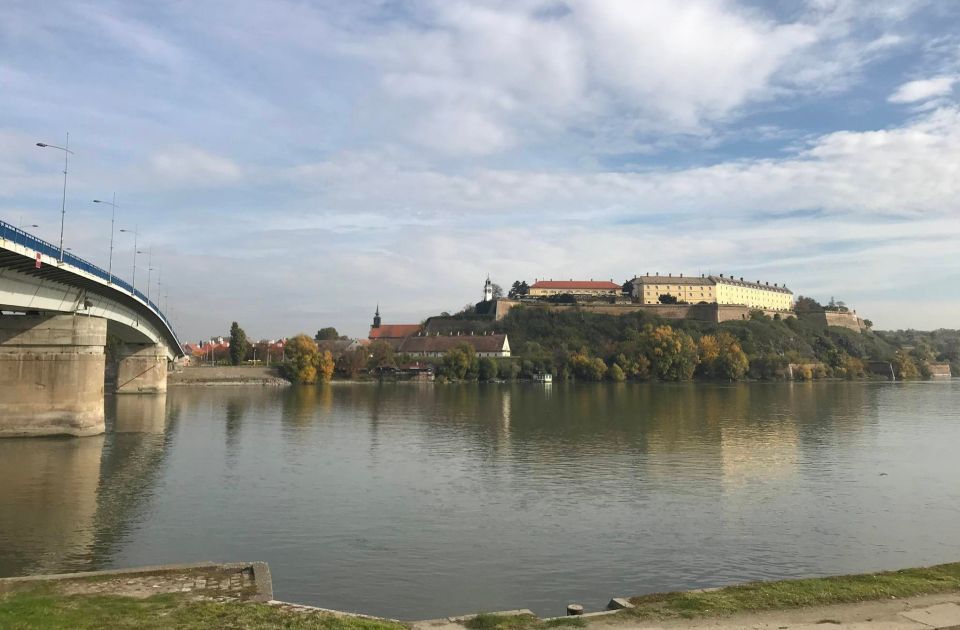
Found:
<box><xmin>0</xmin><ymin>219</ymin><xmax>184</xmax><ymax>437</ymax></box>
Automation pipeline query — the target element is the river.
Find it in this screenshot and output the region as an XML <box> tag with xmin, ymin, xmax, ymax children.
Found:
<box><xmin>1</xmin><ymin>381</ymin><xmax>958</xmax><ymax>618</ymax></box>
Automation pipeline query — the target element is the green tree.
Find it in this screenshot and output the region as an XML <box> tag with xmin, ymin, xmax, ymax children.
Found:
<box><xmin>658</xmin><ymin>293</ymin><xmax>678</xmax><ymax>304</ymax></box>
<box><xmin>508</xmin><ymin>281</ymin><xmax>529</xmax><ymax>299</ymax></box>
<box><xmin>715</xmin><ymin>332</ymin><xmax>749</xmax><ymax>380</ymax></box>
<box><xmin>608</xmin><ymin>363</ymin><xmax>626</xmax><ymax>382</ymax></box>
<box><xmin>794</xmin><ymin>295</ymin><xmax>822</xmax><ymax>314</ymax></box>
<box><xmin>442</xmin><ymin>343</ymin><xmax>478</xmax><ymax>380</ymax></box>
<box><xmin>283</xmin><ymin>334</ymin><xmax>320</xmax><ymax>384</ymax></box>
<box><xmin>478</xmin><ymin>357</ymin><xmax>499</xmax><ymax>381</ymax></box>
<box><xmin>228</xmin><ymin>322</ymin><xmax>249</xmax><ymax>366</ymax></box>
<box><xmin>367</xmin><ymin>341</ymin><xmax>396</xmax><ymax>371</ymax></box>
<box><xmin>315</xmin><ymin>327</ymin><xmax>340</xmax><ymax>341</ymax></box>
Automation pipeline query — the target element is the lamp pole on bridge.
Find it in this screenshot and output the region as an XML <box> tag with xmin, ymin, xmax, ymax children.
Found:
<box><xmin>137</xmin><ymin>246</ymin><xmax>153</xmax><ymax>304</ymax></box>
<box><xmin>93</xmin><ymin>194</ymin><xmax>118</xmax><ymax>283</ymax></box>
<box><xmin>120</xmin><ymin>226</ymin><xmax>139</xmax><ymax>295</ymax></box>
<box><xmin>35</xmin><ymin>133</ymin><xmax>73</xmax><ymax>264</ymax></box>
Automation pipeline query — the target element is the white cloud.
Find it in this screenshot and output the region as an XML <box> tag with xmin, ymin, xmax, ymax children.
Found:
<box><xmin>149</xmin><ymin>147</ymin><xmax>242</xmax><ymax>188</ymax></box>
<box><xmin>888</xmin><ymin>76</ymin><xmax>957</xmax><ymax>103</ymax></box>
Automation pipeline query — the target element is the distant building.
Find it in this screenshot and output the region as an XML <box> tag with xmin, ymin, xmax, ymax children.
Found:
<box><xmin>368</xmin><ymin>305</ymin><xmax>423</xmax><ymax>349</ymax></box>
<box><xmin>398</xmin><ymin>333</ymin><xmax>511</xmax><ymax>358</ymax></box>
<box><xmin>528</xmin><ymin>279</ymin><xmax>621</xmax><ymax>298</ymax></box>
<box><xmin>630</xmin><ymin>273</ymin><xmax>793</xmax><ymax>311</ymax></box>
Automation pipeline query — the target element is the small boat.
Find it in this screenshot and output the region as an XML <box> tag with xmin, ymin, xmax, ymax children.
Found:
<box><xmin>533</xmin><ymin>372</ymin><xmax>553</xmax><ymax>383</ymax></box>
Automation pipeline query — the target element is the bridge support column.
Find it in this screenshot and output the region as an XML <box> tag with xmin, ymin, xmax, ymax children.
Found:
<box><xmin>0</xmin><ymin>314</ymin><xmax>106</xmax><ymax>437</ymax></box>
<box><xmin>115</xmin><ymin>344</ymin><xmax>168</xmax><ymax>394</ymax></box>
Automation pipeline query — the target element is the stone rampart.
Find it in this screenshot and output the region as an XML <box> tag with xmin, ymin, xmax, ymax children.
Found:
<box><xmin>496</xmin><ymin>301</ymin><xmax>791</xmax><ymax>323</ymax></box>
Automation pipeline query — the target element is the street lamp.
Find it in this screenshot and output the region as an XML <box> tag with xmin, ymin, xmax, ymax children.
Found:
<box><xmin>119</xmin><ymin>226</ymin><xmax>138</xmax><ymax>294</ymax></box>
<box><xmin>137</xmin><ymin>246</ymin><xmax>153</xmax><ymax>304</ymax></box>
<box><xmin>36</xmin><ymin>133</ymin><xmax>73</xmax><ymax>263</ymax></box>
<box><xmin>93</xmin><ymin>194</ymin><xmax>118</xmax><ymax>283</ymax></box>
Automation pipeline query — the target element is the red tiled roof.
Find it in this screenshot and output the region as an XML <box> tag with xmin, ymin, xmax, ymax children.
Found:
<box><xmin>398</xmin><ymin>334</ymin><xmax>508</xmax><ymax>354</ymax></box>
<box><xmin>530</xmin><ymin>280</ymin><xmax>621</xmax><ymax>290</ymax></box>
<box><xmin>369</xmin><ymin>324</ymin><xmax>422</xmax><ymax>339</ymax></box>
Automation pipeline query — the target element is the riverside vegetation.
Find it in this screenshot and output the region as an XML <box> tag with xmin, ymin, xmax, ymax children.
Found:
<box><xmin>222</xmin><ymin>304</ymin><xmax>960</xmax><ymax>384</ymax></box>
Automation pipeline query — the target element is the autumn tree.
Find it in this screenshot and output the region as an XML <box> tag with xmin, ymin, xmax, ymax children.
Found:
<box><xmin>228</xmin><ymin>322</ymin><xmax>249</xmax><ymax>366</ymax></box>
<box><xmin>283</xmin><ymin>334</ymin><xmax>320</xmax><ymax>384</ymax></box>
<box><xmin>641</xmin><ymin>325</ymin><xmax>698</xmax><ymax>381</ymax></box>
<box><xmin>317</xmin><ymin>350</ymin><xmax>335</xmax><ymax>381</ymax></box>
<box><xmin>569</xmin><ymin>352</ymin><xmax>607</xmax><ymax>381</ymax></box>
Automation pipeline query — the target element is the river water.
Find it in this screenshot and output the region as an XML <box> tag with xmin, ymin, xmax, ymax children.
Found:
<box><xmin>1</xmin><ymin>381</ymin><xmax>958</xmax><ymax>618</ymax></box>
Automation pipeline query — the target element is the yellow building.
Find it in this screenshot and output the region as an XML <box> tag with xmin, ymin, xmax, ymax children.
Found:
<box><xmin>631</xmin><ymin>273</ymin><xmax>793</xmax><ymax>311</ymax></box>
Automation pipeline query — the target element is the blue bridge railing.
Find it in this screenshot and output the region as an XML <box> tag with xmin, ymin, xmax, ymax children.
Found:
<box><xmin>0</xmin><ymin>219</ymin><xmax>180</xmax><ymax>344</ymax></box>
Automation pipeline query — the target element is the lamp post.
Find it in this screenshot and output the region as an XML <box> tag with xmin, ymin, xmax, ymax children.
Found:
<box><xmin>120</xmin><ymin>226</ymin><xmax>138</xmax><ymax>294</ymax></box>
<box><xmin>93</xmin><ymin>195</ymin><xmax>118</xmax><ymax>283</ymax></box>
<box><xmin>137</xmin><ymin>246</ymin><xmax>153</xmax><ymax>304</ymax></box>
<box><xmin>36</xmin><ymin>133</ymin><xmax>73</xmax><ymax>263</ymax></box>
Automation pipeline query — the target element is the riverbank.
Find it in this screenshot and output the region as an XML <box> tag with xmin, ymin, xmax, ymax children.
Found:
<box><xmin>3</xmin><ymin>562</ymin><xmax>960</xmax><ymax>628</ymax></box>
<box><xmin>170</xmin><ymin>366</ymin><xmax>290</xmax><ymax>387</ymax></box>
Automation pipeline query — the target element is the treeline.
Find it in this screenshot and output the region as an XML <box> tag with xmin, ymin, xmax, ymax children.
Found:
<box><xmin>490</xmin><ymin>306</ymin><xmax>959</xmax><ymax>381</ymax></box>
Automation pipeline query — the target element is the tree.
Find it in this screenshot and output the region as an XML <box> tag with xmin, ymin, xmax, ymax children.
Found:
<box><xmin>658</xmin><ymin>293</ymin><xmax>678</xmax><ymax>304</ymax></box>
<box><xmin>608</xmin><ymin>363</ymin><xmax>626</xmax><ymax>382</ymax></box>
<box><xmin>229</xmin><ymin>322</ymin><xmax>249</xmax><ymax>366</ymax></box>
<box><xmin>621</xmin><ymin>279</ymin><xmax>635</xmax><ymax>295</ymax></box>
<box><xmin>317</xmin><ymin>350</ymin><xmax>335</xmax><ymax>381</ymax></box>
<box><xmin>569</xmin><ymin>352</ymin><xmax>607</xmax><ymax>381</ymax></box>
<box><xmin>283</xmin><ymin>334</ymin><xmax>320</xmax><ymax>383</ymax></box>
<box><xmin>508</xmin><ymin>280</ymin><xmax>529</xmax><ymax>299</ymax></box>
<box><xmin>641</xmin><ymin>325</ymin><xmax>698</xmax><ymax>380</ymax></box>
<box><xmin>367</xmin><ymin>341</ymin><xmax>396</xmax><ymax>371</ymax></box>
<box><xmin>794</xmin><ymin>295</ymin><xmax>822</xmax><ymax>314</ymax></box>
<box><xmin>315</xmin><ymin>327</ymin><xmax>339</xmax><ymax>341</ymax></box>
<box><xmin>714</xmin><ymin>332</ymin><xmax>749</xmax><ymax>380</ymax></box>
<box><xmin>442</xmin><ymin>343</ymin><xmax>478</xmax><ymax>380</ymax></box>
<box><xmin>491</xmin><ymin>283</ymin><xmax>504</xmax><ymax>300</ymax></box>
<box><xmin>478</xmin><ymin>357</ymin><xmax>499</xmax><ymax>381</ymax></box>
<box><xmin>863</xmin><ymin>319</ymin><xmax>873</xmax><ymax>329</ymax></box>
<box><xmin>336</xmin><ymin>347</ymin><xmax>368</xmax><ymax>378</ymax></box>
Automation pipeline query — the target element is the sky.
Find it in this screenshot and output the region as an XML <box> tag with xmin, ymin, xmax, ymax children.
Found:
<box><xmin>1</xmin><ymin>0</ymin><xmax>959</xmax><ymax>341</ymax></box>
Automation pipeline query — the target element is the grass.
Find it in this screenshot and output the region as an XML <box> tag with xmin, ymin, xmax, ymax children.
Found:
<box><xmin>0</xmin><ymin>588</ymin><xmax>407</xmax><ymax>630</ymax></box>
<box><xmin>463</xmin><ymin>613</ymin><xmax>585</xmax><ymax>630</ymax></box>
<box><xmin>625</xmin><ymin>562</ymin><xmax>960</xmax><ymax>621</ymax></box>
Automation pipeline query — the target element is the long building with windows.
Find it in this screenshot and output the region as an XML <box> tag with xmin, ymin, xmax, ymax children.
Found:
<box><xmin>528</xmin><ymin>279</ymin><xmax>622</xmax><ymax>298</ymax></box>
<box><xmin>630</xmin><ymin>273</ymin><xmax>793</xmax><ymax>311</ymax></box>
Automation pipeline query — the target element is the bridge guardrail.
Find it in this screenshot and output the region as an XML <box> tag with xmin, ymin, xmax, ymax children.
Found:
<box><xmin>0</xmin><ymin>219</ymin><xmax>180</xmax><ymax>343</ymax></box>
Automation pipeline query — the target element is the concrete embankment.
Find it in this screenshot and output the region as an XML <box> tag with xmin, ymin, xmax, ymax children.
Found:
<box><xmin>169</xmin><ymin>366</ymin><xmax>290</xmax><ymax>387</ymax></box>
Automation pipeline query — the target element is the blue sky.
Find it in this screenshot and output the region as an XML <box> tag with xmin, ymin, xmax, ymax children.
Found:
<box><xmin>2</xmin><ymin>0</ymin><xmax>959</xmax><ymax>340</ymax></box>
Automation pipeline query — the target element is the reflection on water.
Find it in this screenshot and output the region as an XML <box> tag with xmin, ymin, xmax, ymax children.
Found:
<box><xmin>0</xmin><ymin>382</ymin><xmax>959</xmax><ymax>619</ymax></box>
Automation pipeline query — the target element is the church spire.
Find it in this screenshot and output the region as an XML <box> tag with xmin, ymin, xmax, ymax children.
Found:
<box><xmin>373</xmin><ymin>304</ymin><xmax>381</xmax><ymax>328</ymax></box>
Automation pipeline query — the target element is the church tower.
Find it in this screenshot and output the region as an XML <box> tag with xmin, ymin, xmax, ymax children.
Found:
<box><xmin>373</xmin><ymin>304</ymin><xmax>381</xmax><ymax>329</ymax></box>
<box><xmin>483</xmin><ymin>275</ymin><xmax>493</xmax><ymax>302</ymax></box>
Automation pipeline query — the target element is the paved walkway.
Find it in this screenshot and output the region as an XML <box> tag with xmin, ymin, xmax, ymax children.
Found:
<box><xmin>586</xmin><ymin>592</ymin><xmax>960</xmax><ymax>630</ymax></box>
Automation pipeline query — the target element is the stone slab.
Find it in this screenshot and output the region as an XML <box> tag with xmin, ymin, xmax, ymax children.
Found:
<box><xmin>900</xmin><ymin>603</ymin><xmax>960</xmax><ymax>628</ymax></box>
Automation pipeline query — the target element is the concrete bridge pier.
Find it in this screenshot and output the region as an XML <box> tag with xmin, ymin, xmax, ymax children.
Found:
<box><xmin>115</xmin><ymin>344</ymin><xmax>168</xmax><ymax>394</ymax></box>
<box><xmin>0</xmin><ymin>314</ymin><xmax>107</xmax><ymax>437</ymax></box>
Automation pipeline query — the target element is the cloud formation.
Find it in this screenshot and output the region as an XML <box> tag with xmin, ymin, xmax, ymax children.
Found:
<box><xmin>1</xmin><ymin>0</ymin><xmax>959</xmax><ymax>338</ymax></box>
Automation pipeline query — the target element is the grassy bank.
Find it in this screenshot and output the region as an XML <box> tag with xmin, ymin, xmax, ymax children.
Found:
<box><xmin>458</xmin><ymin>562</ymin><xmax>960</xmax><ymax>629</ymax></box>
<box><xmin>0</xmin><ymin>586</ymin><xmax>403</xmax><ymax>630</ymax></box>
<box><xmin>625</xmin><ymin>562</ymin><xmax>960</xmax><ymax>621</ymax></box>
